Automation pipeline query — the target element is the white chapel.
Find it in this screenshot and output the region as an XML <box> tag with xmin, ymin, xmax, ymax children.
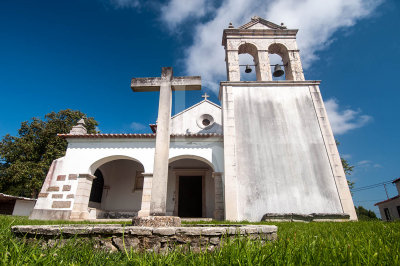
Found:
<box><xmin>30</xmin><ymin>17</ymin><xmax>357</xmax><ymax>222</ymax></box>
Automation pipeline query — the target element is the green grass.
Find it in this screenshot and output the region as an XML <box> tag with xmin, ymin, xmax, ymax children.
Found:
<box><xmin>1</xmin><ymin>215</ymin><xmax>399</xmax><ymax>265</ymax></box>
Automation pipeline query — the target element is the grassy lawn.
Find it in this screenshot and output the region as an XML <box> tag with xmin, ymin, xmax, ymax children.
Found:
<box><xmin>1</xmin><ymin>215</ymin><xmax>399</xmax><ymax>265</ymax></box>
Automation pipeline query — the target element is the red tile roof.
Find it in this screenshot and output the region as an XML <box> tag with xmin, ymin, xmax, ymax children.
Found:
<box><xmin>392</xmin><ymin>177</ymin><xmax>400</xmax><ymax>184</ymax></box>
<box><xmin>374</xmin><ymin>195</ymin><xmax>400</xmax><ymax>206</ymax></box>
<box><xmin>58</xmin><ymin>133</ymin><xmax>222</xmax><ymax>139</ymax></box>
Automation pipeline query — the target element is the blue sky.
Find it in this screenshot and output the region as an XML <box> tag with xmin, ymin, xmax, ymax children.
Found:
<box><xmin>0</xmin><ymin>0</ymin><xmax>399</xmax><ymax>217</ymax></box>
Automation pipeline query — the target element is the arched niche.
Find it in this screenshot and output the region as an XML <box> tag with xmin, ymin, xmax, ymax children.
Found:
<box><xmin>268</xmin><ymin>43</ymin><xmax>293</xmax><ymax>80</ymax></box>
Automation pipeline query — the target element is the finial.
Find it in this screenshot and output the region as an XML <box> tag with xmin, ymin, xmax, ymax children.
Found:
<box><xmin>280</xmin><ymin>22</ymin><xmax>287</xmax><ymax>29</ymax></box>
<box><xmin>77</xmin><ymin>118</ymin><xmax>86</xmax><ymax>125</ymax></box>
<box><xmin>228</xmin><ymin>22</ymin><xmax>234</xmax><ymax>28</ymax></box>
<box><xmin>251</xmin><ymin>16</ymin><xmax>259</xmax><ymax>20</ymax></box>
<box><xmin>69</xmin><ymin>117</ymin><xmax>87</xmax><ymax>135</ymax></box>
<box><xmin>202</xmin><ymin>92</ymin><xmax>210</xmax><ymax>101</ymax></box>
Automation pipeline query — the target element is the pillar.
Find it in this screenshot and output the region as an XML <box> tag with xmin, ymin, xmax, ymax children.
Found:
<box><xmin>150</xmin><ymin>67</ymin><xmax>172</xmax><ymax>215</ymax></box>
<box><xmin>70</xmin><ymin>174</ymin><xmax>96</xmax><ymax>220</ymax></box>
<box><xmin>226</xmin><ymin>50</ymin><xmax>240</xmax><ymax>81</ymax></box>
<box><xmin>213</xmin><ymin>172</ymin><xmax>225</xmax><ymax>220</ymax></box>
<box><xmin>138</xmin><ymin>173</ymin><xmax>153</xmax><ymax>217</ymax></box>
<box><xmin>257</xmin><ymin>50</ymin><xmax>272</xmax><ymax>81</ymax></box>
<box><xmin>288</xmin><ymin>50</ymin><xmax>305</xmax><ymax>81</ymax></box>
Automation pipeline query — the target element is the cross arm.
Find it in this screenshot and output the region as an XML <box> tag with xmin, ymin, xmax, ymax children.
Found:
<box><xmin>131</xmin><ymin>77</ymin><xmax>162</xmax><ymax>92</ymax></box>
<box><xmin>171</xmin><ymin>76</ymin><xmax>201</xmax><ymax>91</ymax></box>
<box><xmin>131</xmin><ymin>76</ymin><xmax>201</xmax><ymax>92</ymax></box>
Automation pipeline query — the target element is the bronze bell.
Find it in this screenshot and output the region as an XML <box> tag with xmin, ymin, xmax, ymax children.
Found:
<box><xmin>273</xmin><ymin>64</ymin><xmax>284</xmax><ymax>77</ymax></box>
<box><xmin>245</xmin><ymin>65</ymin><xmax>252</xmax><ymax>73</ymax></box>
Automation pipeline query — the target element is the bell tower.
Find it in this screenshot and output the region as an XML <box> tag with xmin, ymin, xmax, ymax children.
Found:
<box><xmin>219</xmin><ymin>16</ymin><xmax>357</xmax><ymax>221</ymax></box>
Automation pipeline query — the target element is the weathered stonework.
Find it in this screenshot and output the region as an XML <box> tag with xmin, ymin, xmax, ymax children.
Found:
<box><xmin>12</xmin><ymin>224</ymin><xmax>277</xmax><ymax>253</ymax></box>
<box><xmin>51</xmin><ymin>194</ymin><xmax>63</xmax><ymax>199</ymax></box>
<box><xmin>62</xmin><ymin>185</ymin><xmax>71</xmax><ymax>191</ymax></box>
<box><xmin>132</xmin><ymin>216</ymin><xmax>181</xmax><ymax>227</ymax></box>
<box><xmin>66</xmin><ymin>194</ymin><xmax>74</xmax><ymax>199</ymax></box>
<box><xmin>56</xmin><ymin>175</ymin><xmax>66</xmax><ymax>181</ymax></box>
<box><xmin>262</xmin><ymin>213</ymin><xmax>350</xmax><ymax>222</ymax></box>
<box><xmin>38</xmin><ymin>193</ymin><xmax>48</xmax><ymax>198</ymax></box>
<box><xmin>51</xmin><ymin>201</ymin><xmax>71</xmax><ymax>209</ymax></box>
<box><xmin>68</xmin><ymin>174</ymin><xmax>77</xmax><ymax>180</ymax></box>
<box><xmin>47</xmin><ymin>186</ymin><xmax>59</xmax><ymax>192</ymax></box>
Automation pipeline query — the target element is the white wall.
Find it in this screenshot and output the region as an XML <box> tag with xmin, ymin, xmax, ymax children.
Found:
<box><xmin>12</xmin><ymin>200</ymin><xmax>36</xmax><ymax>216</ymax></box>
<box><xmin>170</xmin><ymin>101</ymin><xmax>222</xmax><ymax>135</ymax></box>
<box><xmin>232</xmin><ymin>85</ymin><xmax>343</xmax><ymax>221</ymax></box>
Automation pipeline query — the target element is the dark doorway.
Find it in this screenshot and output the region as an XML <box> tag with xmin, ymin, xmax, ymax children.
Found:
<box><xmin>178</xmin><ymin>176</ymin><xmax>202</xmax><ymax>217</ymax></box>
<box><xmin>89</xmin><ymin>169</ymin><xmax>104</xmax><ymax>203</ymax></box>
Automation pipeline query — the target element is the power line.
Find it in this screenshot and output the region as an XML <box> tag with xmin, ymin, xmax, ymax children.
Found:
<box><xmin>351</xmin><ymin>178</ymin><xmax>396</xmax><ymax>192</ymax></box>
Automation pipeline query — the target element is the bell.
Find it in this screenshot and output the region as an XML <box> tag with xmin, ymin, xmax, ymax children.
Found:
<box><xmin>273</xmin><ymin>64</ymin><xmax>284</xmax><ymax>77</ymax></box>
<box><xmin>245</xmin><ymin>65</ymin><xmax>252</xmax><ymax>73</ymax></box>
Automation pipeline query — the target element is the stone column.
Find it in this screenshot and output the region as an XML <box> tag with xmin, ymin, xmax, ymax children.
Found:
<box><xmin>70</xmin><ymin>174</ymin><xmax>96</xmax><ymax>220</ymax></box>
<box><xmin>288</xmin><ymin>50</ymin><xmax>305</xmax><ymax>81</ymax></box>
<box><xmin>150</xmin><ymin>67</ymin><xmax>173</xmax><ymax>216</ymax></box>
<box><xmin>257</xmin><ymin>50</ymin><xmax>272</xmax><ymax>81</ymax></box>
<box><xmin>213</xmin><ymin>172</ymin><xmax>225</xmax><ymax>220</ymax></box>
<box><xmin>226</xmin><ymin>50</ymin><xmax>240</xmax><ymax>81</ymax></box>
<box><xmin>138</xmin><ymin>173</ymin><xmax>153</xmax><ymax>217</ymax></box>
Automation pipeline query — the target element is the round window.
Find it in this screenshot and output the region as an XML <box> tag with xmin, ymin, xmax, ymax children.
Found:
<box><xmin>196</xmin><ymin>114</ymin><xmax>214</xmax><ymax>129</ymax></box>
<box><xmin>202</xmin><ymin>119</ymin><xmax>211</xmax><ymax>126</ymax></box>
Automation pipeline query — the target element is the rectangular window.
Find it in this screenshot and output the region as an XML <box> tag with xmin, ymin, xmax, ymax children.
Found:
<box><xmin>384</xmin><ymin>208</ymin><xmax>391</xmax><ymax>221</ymax></box>
<box><xmin>397</xmin><ymin>206</ymin><xmax>400</xmax><ymax>218</ymax></box>
<box><xmin>134</xmin><ymin>171</ymin><xmax>144</xmax><ymax>191</ymax></box>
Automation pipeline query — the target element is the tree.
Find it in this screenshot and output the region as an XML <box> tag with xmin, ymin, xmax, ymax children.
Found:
<box><xmin>0</xmin><ymin>109</ymin><xmax>98</xmax><ymax>198</ymax></box>
<box><xmin>336</xmin><ymin>140</ymin><xmax>355</xmax><ymax>191</ymax></box>
<box><xmin>355</xmin><ymin>206</ymin><xmax>379</xmax><ymax>221</ymax></box>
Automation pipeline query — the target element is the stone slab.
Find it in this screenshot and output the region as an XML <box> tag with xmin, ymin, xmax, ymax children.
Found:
<box><xmin>132</xmin><ymin>216</ymin><xmax>181</xmax><ymax>227</ymax></box>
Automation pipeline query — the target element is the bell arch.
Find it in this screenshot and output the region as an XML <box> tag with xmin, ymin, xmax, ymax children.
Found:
<box><xmin>238</xmin><ymin>42</ymin><xmax>260</xmax><ymax>81</ymax></box>
<box><xmin>268</xmin><ymin>43</ymin><xmax>293</xmax><ymax>80</ymax></box>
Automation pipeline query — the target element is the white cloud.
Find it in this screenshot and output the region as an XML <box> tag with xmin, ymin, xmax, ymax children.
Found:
<box><xmin>160</xmin><ymin>0</ymin><xmax>210</xmax><ymax>29</ymax></box>
<box><xmin>355</xmin><ymin>160</ymin><xmax>382</xmax><ymax>168</ymax></box>
<box><xmin>324</xmin><ymin>98</ymin><xmax>372</xmax><ymax>135</ymax></box>
<box><xmin>130</xmin><ymin>122</ymin><xmax>147</xmax><ymax>131</ymax></box>
<box><xmin>110</xmin><ymin>0</ymin><xmax>140</xmax><ymax>8</ymax></box>
<box><xmin>159</xmin><ymin>0</ymin><xmax>381</xmax><ymax>92</ymax></box>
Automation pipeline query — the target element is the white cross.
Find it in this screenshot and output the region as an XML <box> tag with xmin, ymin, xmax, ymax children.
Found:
<box><xmin>202</xmin><ymin>92</ymin><xmax>209</xmax><ymax>101</ymax></box>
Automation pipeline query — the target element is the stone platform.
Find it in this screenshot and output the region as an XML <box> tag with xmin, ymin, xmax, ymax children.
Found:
<box><xmin>11</xmin><ymin>224</ymin><xmax>278</xmax><ymax>253</ymax></box>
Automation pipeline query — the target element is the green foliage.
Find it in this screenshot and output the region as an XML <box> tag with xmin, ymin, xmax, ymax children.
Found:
<box><xmin>356</xmin><ymin>206</ymin><xmax>379</xmax><ymax>221</ymax></box>
<box><xmin>1</xmin><ymin>215</ymin><xmax>400</xmax><ymax>264</ymax></box>
<box><xmin>336</xmin><ymin>140</ymin><xmax>355</xmax><ymax>191</ymax></box>
<box><xmin>0</xmin><ymin>110</ymin><xmax>98</xmax><ymax>198</ymax></box>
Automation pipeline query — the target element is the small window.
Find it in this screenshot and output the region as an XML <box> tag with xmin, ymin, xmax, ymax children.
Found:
<box><xmin>134</xmin><ymin>171</ymin><xmax>144</xmax><ymax>191</ymax></box>
<box><xmin>397</xmin><ymin>206</ymin><xmax>400</xmax><ymax>217</ymax></box>
<box><xmin>202</xmin><ymin>119</ymin><xmax>211</xmax><ymax>126</ymax></box>
<box><xmin>384</xmin><ymin>208</ymin><xmax>391</xmax><ymax>221</ymax></box>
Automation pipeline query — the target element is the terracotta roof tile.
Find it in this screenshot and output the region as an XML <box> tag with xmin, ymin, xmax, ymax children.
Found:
<box><xmin>58</xmin><ymin>133</ymin><xmax>223</xmax><ymax>139</ymax></box>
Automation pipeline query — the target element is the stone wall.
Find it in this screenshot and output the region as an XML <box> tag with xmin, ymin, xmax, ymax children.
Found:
<box><xmin>12</xmin><ymin>224</ymin><xmax>277</xmax><ymax>253</ymax></box>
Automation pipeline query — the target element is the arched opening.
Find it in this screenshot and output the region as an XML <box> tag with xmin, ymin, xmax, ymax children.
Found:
<box><xmin>238</xmin><ymin>43</ymin><xmax>260</xmax><ymax>81</ymax></box>
<box><xmin>268</xmin><ymin>43</ymin><xmax>293</xmax><ymax>81</ymax></box>
<box><xmin>88</xmin><ymin>158</ymin><xmax>144</xmax><ymax>219</ymax></box>
<box><xmin>167</xmin><ymin>157</ymin><xmax>216</xmax><ymax>218</ymax></box>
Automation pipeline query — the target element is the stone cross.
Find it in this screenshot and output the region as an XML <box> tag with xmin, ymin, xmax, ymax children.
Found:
<box><xmin>202</xmin><ymin>92</ymin><xmax>209</xmax><ymax>101</ymax></box>
<box><xmin>131</xmin><ymin>67</ymin><xmax>201</xmax><ymax>216</ymax></box>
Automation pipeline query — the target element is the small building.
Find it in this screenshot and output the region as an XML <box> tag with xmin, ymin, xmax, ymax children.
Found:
<box><xmin>0</xmin><ymin>193</ymin><xmax>36</xmax><ymax>216</ymax></box>
<box><xmin>375</xmin><ymin>178</ymin><xmax>400</xmax><ymax>221</ymax></box>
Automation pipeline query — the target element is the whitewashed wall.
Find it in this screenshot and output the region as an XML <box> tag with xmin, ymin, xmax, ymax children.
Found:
<box><xmin>232</xmin><ymin>85</ymin><xmax>343</xmax><ymax>221</ymax></box>
<box><xmin>12</xmin><ymin>200</ymin><xmax>36</xmax><ymax>216</ymax></box>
